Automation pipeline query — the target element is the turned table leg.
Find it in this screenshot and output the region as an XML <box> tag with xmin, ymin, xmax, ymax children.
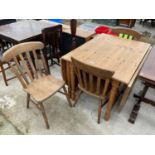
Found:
<box><xmin>105</xmin><ymin>80</ymin><xmax>120</xmax><ymax>121</ymax></box>
<box><xmin>70</xmin><ymin>64</ymin><xmax>76</xmax><ymax>100</ymax></box>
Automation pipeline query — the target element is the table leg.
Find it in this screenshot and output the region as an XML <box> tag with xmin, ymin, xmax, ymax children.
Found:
<box><xmin>105</xmin><ymin>80</ymin><xmax>120</xmax><ymax>121</ymax></box>
<box><xmin>117</xmin><ymin>86</ymin><xmax>131</xmax><ymax>112</ymax></box>
<box><xmin>70</xmin><ymin>64</ymin><xmax>76</xmax><ymax>100</ymax></box>
<box><xmin>66</xmin><ymin>62</ymin><xmax>71</xmax><ymax>99</ymax></box>
<box><xmin>61</xmin><ymin>59</ymin><xmax>78</xmax><ymax>101</ymax></box>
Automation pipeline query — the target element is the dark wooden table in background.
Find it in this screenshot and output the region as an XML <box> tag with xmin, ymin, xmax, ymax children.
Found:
<box><xmin>0</xmin><ymin>20</ymin><xmax>54</xmax><ymax>44</ymax></box>
<box><xmin>0</xmin><ymin>20</ymin><xmax>95</xmax><ymax>52</ymax></box>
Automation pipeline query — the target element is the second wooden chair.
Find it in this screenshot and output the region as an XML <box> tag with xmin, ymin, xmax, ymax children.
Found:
<box><xmin>71</xmin><ymin>57</ymin><xmax>114</xmax><ymax>123</ymax></box>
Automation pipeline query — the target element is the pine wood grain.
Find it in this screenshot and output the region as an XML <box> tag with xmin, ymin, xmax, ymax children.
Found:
<box><xmin>61</xmin><ymin>34</ymin><xmax>151</xmax><ymax>85</ymax></box>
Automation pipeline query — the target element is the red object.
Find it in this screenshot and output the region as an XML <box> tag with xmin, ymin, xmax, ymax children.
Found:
<box><xmin>95</xmin><ymin>26</ymin><xmax>118</xmax><ymax>36</ymax></box>
<box><xmin>107</xmin><ymin>30</ymin><xmax>118</xmax><ymax>36</ymax></box>
<box><xmin>95</xmin><ymin>26</ymin><xmax>110</xmax><ymax>34</ymax></box>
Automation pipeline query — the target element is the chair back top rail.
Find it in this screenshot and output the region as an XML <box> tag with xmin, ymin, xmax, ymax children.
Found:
<box><xmin>2</xmin><ymin>42</ymin><xmax>48</xmax><ymax>88</ymax></box>
<box><xmin>71</xmin><ymin>57</ymin><xmax>114</xmax><ymax>97</ymax></box>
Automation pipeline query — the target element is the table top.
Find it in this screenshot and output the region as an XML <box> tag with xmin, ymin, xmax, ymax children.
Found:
<box><xmin>0</xmin><ymin>20</ymin><xmax>55</xmax><ymax>43</ymax></box>
<box><xmin>139</xmin><ymin>46</ymin><xmax>155</xmax><ymax>82</ymax></box>
<box><xmin>0</xmin><ymin>20</ymin><xmax>95</xmax><ymax>43</ymax></box>
<box><xmin>61</xmin><ymin>33</ymin><xmax>151</xmax><ymax>84</ymax></box>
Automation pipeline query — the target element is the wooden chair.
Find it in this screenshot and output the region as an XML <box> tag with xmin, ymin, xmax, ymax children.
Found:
<box><xmin>2</xmin><ymin>42</ymin><xmax>72</xmax><ymax>129</ymax></box>
<box><xmin>70</xmin><ymin>19</ymin><xmax>77</xmax><ymax>50</ymax></box>
<box><xmin>112</xmin><ymin>27</ymin><xmax>141</xmax><ymax>40</ymax></box>
<box><xmin>128</xmin><ymin>46</ymin><xmax>155</xmax><ymax>124</ymax></box>
<box><xmin>71</xmin><ymin>57</ymin><xmax>114</xmax><ymax>123</ymax></box>
<box><xmin>42</xmin><ymin>25</ymin><xmax>62</xmax><ymax>68</ymax></box>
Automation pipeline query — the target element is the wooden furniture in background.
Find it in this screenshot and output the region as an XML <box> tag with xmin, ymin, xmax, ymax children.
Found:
<box><xmin>2</xmin><ymin>42</ymin><xmax>72</xmax><ymax>129</ymax></box>
<box><xmin>0</xmin><ymin>19</ymin><xmax>95</xmax><ymax>45</ymax></box>
<box><xmin>70</xmin><ymin>19</ymin><xmax>77</xmax><ymax>50</ymax></box>
<box><xmin>41</xmin><ymin>20</ymin><xmax>95</xmax><ymax>42</ymax></box>
<box><xmin>0</xmin><ymin>20</ymin><xmax>55</xmax><ymax>44</ymax></box>
<box><xmin>42</xmin><ymin>20</ymin><xmax>95</xmax><ymax>54</ymax></box>
<box><xmin>117</xmin><ymin>19</ymin><xmax>136</xmax><ymax>28</ymax></box>
<box><xmin>42</xmin><ymin>25</ymin><xmax>62</xmax><ymax>70</ymax></box>
<box><xmin>72</xmin><ymin>57</ymin><xmax>114</xmax><ymax>123</ymax></box>
<box><xmin>61</xmin><ymin>34</ymin><xmax>151</xmax><ymax>120</ymax></box>
<box><xmin>129</xmin><ymin>46</ymin><xmax>155</xmax><ymax>124</ymax></box>
<box><xmin>0</xmin><ymin>20</ymin><xmax>95</xmax><ymax>80</ymax></box>
<box><xmin>0</xmin><ymin>19</ymin><xmax>16</xmax><ymax>49</ymax></box>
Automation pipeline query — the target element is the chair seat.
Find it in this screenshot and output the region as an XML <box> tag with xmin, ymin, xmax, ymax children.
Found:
<box><xmin>25</xmin><ymin>75</ymin><xmax>65</xmax><ymax>102</ymax></box>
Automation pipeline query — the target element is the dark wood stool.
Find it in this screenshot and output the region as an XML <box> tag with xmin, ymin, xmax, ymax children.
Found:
<box><xmin>129</xmin><ymin>45</ymin><xmax>155</xmax><ymax>124</ymax></box>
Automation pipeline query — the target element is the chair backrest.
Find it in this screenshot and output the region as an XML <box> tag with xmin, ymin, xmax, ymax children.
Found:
<box><xmin>70</xmin><ymin>19</ymin><xmax>77</xmax><ymax>50</ymax></box>
<box><xmin>2</xmin><ymin>42</ymin><xmax>48</xmax><ymax>89</ymax></box>
<box><xmin>71</xmin><ymin>57</ymin><xmax>114</xmax><ymax>98</ymax></box>
<box><xmin>42</xmin><ymin>25</ymin><xmax>62</xmax><ymax>50</ymax></box>
<box><xmin>112</xmin><ymin>27</ymin><xmax>141</xmax><ymax>40</ymax></box>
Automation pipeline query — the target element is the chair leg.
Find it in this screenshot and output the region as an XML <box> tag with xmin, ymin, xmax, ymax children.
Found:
<box><xmin>73</xmin><ymin>90</ymin><xmax>83</xmax><ymax>107</ymax></box>
<box><xmin>98</xmin><ymin>98</ymin><xmax>108</xmax><ymax>124</ymax></box>
<box><xmin>27</xmin><ymin>93</ymin><xmax>30</xmax><ymax>109</ymax></box>
<box><xmin>98</xmin><ymin>100</ymin><xmax>102</xmax><ymax>124</ymax></box>
<box><xmin>38</xmin><ymin>102</ymin><xmax>50</xmax><ymax>129</ymax></box>
<box><xmin>62</xmin><ymin>86</ymin><xmax>72</xmax><ymax>107</ymax></box>
<box><xmin>0</xmin><ymin>63</ymin><xmax>8</xmax><ymax>86</ymax></box>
